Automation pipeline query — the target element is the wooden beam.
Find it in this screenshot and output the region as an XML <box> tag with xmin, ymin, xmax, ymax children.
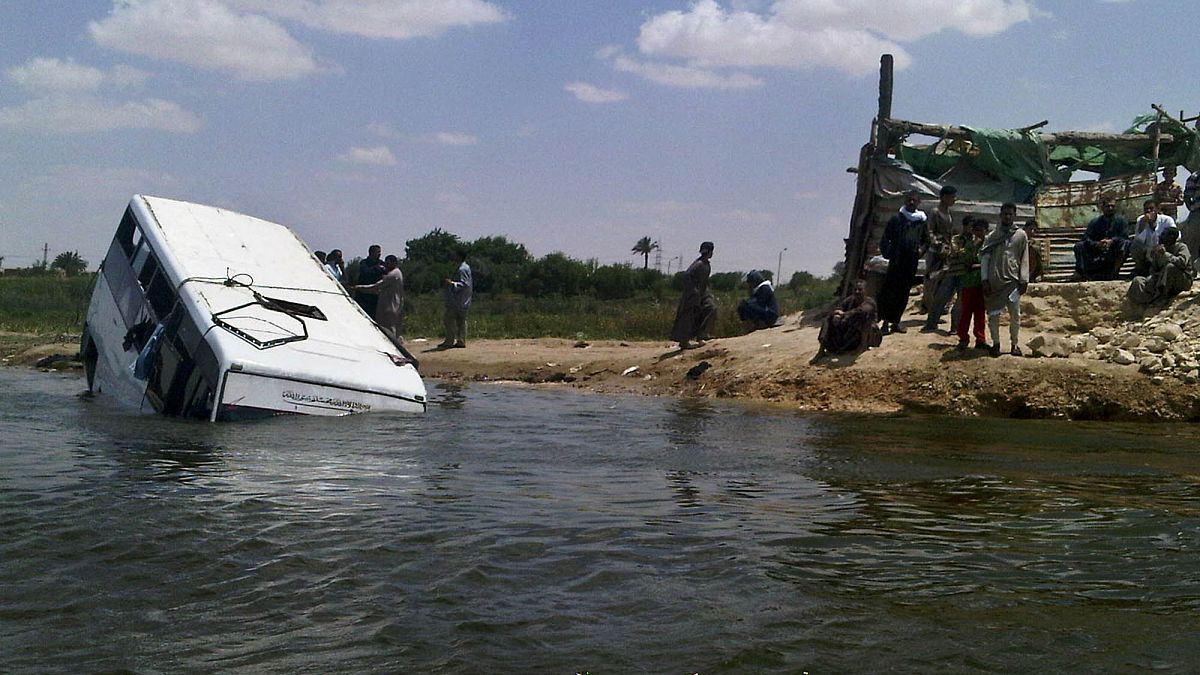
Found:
<box><xmin>1151</xmin><ymin>111</ymin><xmax>1163</xmax><ymax>162</ymax></box>
<box><xmin>880</xmin><ymin>118</ymin><xmax>1173</xmax><ymax>145</ymax></box>
<box><xmin>878</xmin><ymin>54</ymin><xmax>893</xmax><ymax>122</ymax></box>
<box><xmin>874</xmin><ymin>55</ymin><xmax>894</xmax><ymax>159</ymax></box>
<box><xmin>840</xmin><ymin>143</ymin><xmax>877</xmax><ymax>297</ymax></box>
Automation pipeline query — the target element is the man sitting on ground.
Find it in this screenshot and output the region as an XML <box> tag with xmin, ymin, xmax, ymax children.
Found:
<box><xmin>1073</xmin><ymin>198</ymin><xmax>1130</xmax><ymax>280</ymax></box>
<box><xmin>1131</xmin><ymin>200</ymin><xmax>1176</xmax><ymax>277</ymax></box>
<box><xmin>817</xmin><ymin>279</ymin><xmax>880</xmax><ymax>356</ymax></box>
<box><xmin>736</xmin><ymin>270</ymin><xmax>779</xmax><ymax>330</ymax></box>
<box><xmin>1127</xmin><ymin>226</ymin><xmax>1192</xmax><ymax>306</ymax></box>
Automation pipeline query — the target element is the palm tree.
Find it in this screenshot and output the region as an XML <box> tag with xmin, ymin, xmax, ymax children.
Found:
<box><xmin>51</xmin><ymin>250</ymin><xmax>88</xmax><ymax>275</ymax></box>
<box><xmin>631</xmin><ymin>236</ymin><xmax>658</xmax><ymax>269</ymax></box>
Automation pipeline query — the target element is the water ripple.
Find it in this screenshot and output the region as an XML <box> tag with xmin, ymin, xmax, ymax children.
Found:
<box><xmin>3</xmin><ymin>371</ymin><xmax>1200</xmax><ymax>672</ymax></box>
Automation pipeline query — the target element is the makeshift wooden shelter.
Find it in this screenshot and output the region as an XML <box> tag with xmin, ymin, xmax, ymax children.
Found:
<box><xmin>841</xmin><ymin>54</ymin><xmax>1200</xmax><ymax>295</ymax></box>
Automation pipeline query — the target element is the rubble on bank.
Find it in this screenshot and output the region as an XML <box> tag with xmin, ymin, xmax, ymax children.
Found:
<box><xmin>1020</xmin><ymin>280</ymin><xmax>1200</xmax><ymax>383</ymax></box>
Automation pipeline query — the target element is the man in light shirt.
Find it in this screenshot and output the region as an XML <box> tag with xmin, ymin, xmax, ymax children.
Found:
<box><xmin>1131</xmin><ymin>200</ymin><xmax>1176</xmax><ymax>277</ymax></box>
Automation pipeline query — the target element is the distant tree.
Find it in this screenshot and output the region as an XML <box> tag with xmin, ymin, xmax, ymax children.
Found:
<box><xmin>631</xmin><ymin>236</ymin><xmax>659</xmax><ymax>269</ymax></box>
<box><xmin>518</xmin><ymin>253</ymin><xmax>590</xmax><ymax>297</ymax></box>
<box><xmin>786</xmin><ymin>270</ymin><xmax>818</xmax><ymax>290</ymax></box>
<box><xmin>51</xmin><ymin>251</ymin><xmax>88</xmax><ymax>275</ymax></box>
<box><xmin>401</xmin><ymin>229</ymin><xmax>466</xmax><ymax>293</ymax></box>
<box><xmin>404</xmin><ymin>228</ymin><xmax>463</xmax><ymax>263</ymax></box>
<box><xmin>788</xmin><ymin>269</ymin><xmax>840</xmax><ymax>309</ymax></box>
<box><xmin>590</xmin><ymin>263</ymin><xmax>638</xmax><ymax>300</ymax></box>
<box><xmin>709</xmin><ymin>271</ymin><xmax>742</xmax><ymax>292</ymax></box>
<box><xmin>471</xmin><ymin>235</ymin><xmax>530</xmax><ymax>266</ymax></box>
<box><xmin>469</xmin><ymin>235</ymin><xmax>532</xmax><ymax>293</ymax></box>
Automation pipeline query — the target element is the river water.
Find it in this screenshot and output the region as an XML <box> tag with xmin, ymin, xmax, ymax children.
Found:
<box><xmin>2</xmin><ymin>367</ymin><xmax>1199</xmax><ymax>673</ymax></box>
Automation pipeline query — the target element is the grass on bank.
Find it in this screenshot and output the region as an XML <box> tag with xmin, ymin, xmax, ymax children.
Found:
<box><xmin>0</xmin><ymin>274</ymin><xmax>836</xmax><ymax>342</ymax></box>
<box><xmin>0</xmin><ymin>275</ymin><xmax>95</xmax><ymax>334</ymax></box>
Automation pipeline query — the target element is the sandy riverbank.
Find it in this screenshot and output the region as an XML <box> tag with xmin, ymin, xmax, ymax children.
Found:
<box><xmin>414</xmin><ymin>281</ymin><xmax>1200</xmax><ymax>421</ymax></box>
<box><xmin>8</xmin><ymin>281</ymin><xmax>1200</xmax><ymax>421</ymax></box>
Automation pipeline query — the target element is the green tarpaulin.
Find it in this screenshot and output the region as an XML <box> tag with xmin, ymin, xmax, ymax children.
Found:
<box><xmin>961</xmin><ymin>126</ymin><xmax>1067</xmax><ymax>186</ymax></box>
<box><xmin>898</xmin><ymin>114</ymin><xmax>1199</xmax><ymax>189</ymax></box>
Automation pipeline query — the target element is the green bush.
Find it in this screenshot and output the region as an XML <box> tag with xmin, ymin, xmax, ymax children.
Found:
<box><xmin>589</xmin><ymin>263</ymin><xmax>637</xmax><ymax>300</ymax></box>
<box><xmin>517</xmin><ymin>253</ymin><xmax>590</xmax><ymax>297</ymax></box>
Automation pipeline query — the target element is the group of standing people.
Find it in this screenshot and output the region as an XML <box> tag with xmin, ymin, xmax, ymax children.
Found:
<box><xmin>823</xmin><ymin>167</ymin><xmax>1197</xmax><ymax>360</ymax></box>
<box><xmin>312</xmin><ymin>245</ymin><xmax>473</xmax><ymax>350</ymax></box>
<box><xmin>823</xmin><ymin>187</ymin><xmax>1033</xmax><ymax>358</ymax></box>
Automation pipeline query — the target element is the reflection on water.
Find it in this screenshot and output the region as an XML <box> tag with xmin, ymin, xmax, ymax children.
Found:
<box><xmin>3</xmin><ymin>368</ymin><xmax>1200</xmax><ymax>673</ymax></box>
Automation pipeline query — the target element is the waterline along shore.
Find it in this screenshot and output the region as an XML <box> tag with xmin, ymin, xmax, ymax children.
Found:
<box><xmin>10</xmin><ymin>281</ymin><xmax>1200</xmax><ymax>422</ymax></box>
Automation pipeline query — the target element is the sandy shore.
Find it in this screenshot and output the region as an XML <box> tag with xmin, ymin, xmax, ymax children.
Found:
<box><xmin>10</xmin><ymin>281</ymin><xmax>1200</xmax><ymax>421</ymax></box>
<box><xmin>413</xmin><ymin>313</ymin><xmax>1200</xmax><ymax>422</ymax></box>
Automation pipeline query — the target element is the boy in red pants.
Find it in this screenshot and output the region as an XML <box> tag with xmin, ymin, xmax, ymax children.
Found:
<box><xmin>954</xmin><ymin>217</ymin><xmax>990</xmax><ymax>350</ymax></box>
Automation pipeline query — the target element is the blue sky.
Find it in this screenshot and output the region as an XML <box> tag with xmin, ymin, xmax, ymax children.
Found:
<box><xmin>1</xmin><ymin>0</ymin><xmax>1197</xmax><ymax>278</ymax></box>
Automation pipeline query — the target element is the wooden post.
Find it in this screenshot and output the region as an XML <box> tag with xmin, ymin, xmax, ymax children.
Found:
<box><xmin>1151</xmin><ymin>111</ymin><xmax>1163</xmax><ymax>163</ymax></box>
<box><xmin>841</xmin><ymin>54</ymin><xmax>894</xmax><ymax>296</ymax></box>
<box><xmin>875</xmin><ymin>54</ymin><xmax>894</xmax><ymax>158</ymax></box>
<box><xmin>878</xmin><ymin>54</ymin><xmax>893</xmax><ymax>122</ymax></box>
<box><xmin>840</xmin><ymin>143</ymin><xmax>876</xmax><ymax>297</ymax></box>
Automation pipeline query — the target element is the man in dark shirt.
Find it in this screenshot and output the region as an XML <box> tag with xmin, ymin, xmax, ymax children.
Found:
<box><xmin>877</xmin><ymin>191</ymin><xmax>929</xmax><ymax>334</ymax></box>
<box><xmin>1073</xmin><ymin>198</ymin><xmax>1130</xmax><ymax>280</ymax></box>
<box><xmin>354</xmin><ymin>244</ymin><xmax>386</xmax><ymax>317</ymax></box>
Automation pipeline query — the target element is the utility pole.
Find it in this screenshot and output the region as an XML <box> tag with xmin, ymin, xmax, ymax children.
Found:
<box><xmin>42</xmin><ymin>243</ymin><xmax>49</xmax><ymax>268</ymax></box>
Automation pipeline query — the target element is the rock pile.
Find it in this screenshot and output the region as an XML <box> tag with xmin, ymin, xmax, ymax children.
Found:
<box><xmin>1017</xmin><ymin>279</ymin><xmax>1200</xmax><ymax>381</ymax></box>
<box><xmin>1062</xmin><ymin>294</ymin><xmax>1200</xmax><ymax>382</ymax></box>
<box><xmin>1076</xmin><ymin>318</ymin><xmax>1197</xmax><ymax>382</ymax></box>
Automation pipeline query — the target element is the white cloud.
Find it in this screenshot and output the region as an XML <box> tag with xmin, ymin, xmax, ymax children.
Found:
<box><xmin>595</xmin><ymin>44</ymin><xmax>623</xmax><ymax>60</ymax></box>
<box><xmin>338</xmin><ymin>145</ymin><xmax>397</xmax><ymax>165</ymax></box>
<box><xmin>89</xmin><ymin>0</ymin><xmax>321</xmax><ymax>81</ymax></box>
<box><xmin>365</xmin><ymin>121</ymin><xmax>400</xmax><ymax>139</ymax></box>
<box><xmin>0</xmin><ymin>96</ymin><xmax>203</xmax><ymax>134</ymax></box>
<box><xmin>769</xmin><ymin>0</ymin><xmax>1034</xmax><ymax>41</ymax></box>
<box><xmin>7</xmin><ymin>58</ymin><xmax>149</xmax><ymax>94</ymax></box>
<box><xmin>613</xmin><ymin>54</ymin><xmax>762</xmax><ymax>89</ymax></box>
<box><xmin>430</xmin><ymin>131</ymin><xmax>479</xmax><ymax>145</ymax></box>
<box><xmin>229</xmin><ymin>0</ymin><xmax>509</xmax><ymax>40</ymax></box>
<box><xmin>87</xmin><ymin>0</ymin><xmax>508</xmax><ymax>82</ymax></box>
<box><xmin>1</xmin><ymin>57</ymin><xmax>201</xmax><ymax>134</ymax></box>
<box><xmin>565</xmin><ymin>81</ymin><xmax>628</xmax><ymax>103</ymax></box>
<box><xmin>634</xmin><ymin>0</ymin><xmax>1033</xmax><ymax>77</ymax></box>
